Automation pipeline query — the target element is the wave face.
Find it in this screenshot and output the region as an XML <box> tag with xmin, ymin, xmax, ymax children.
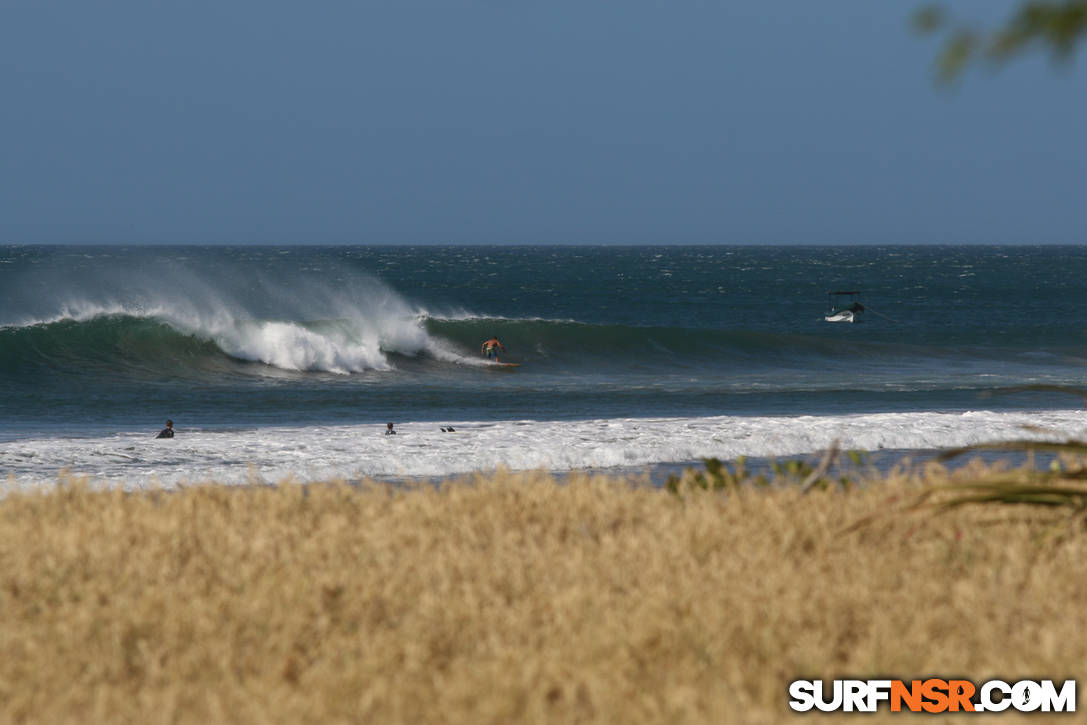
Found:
<box><xmin>0</xmin><ymin>314</ymin><xmax>970</xmax><ymax>380</ymax></box>
<box><xmin>6</xmin><ymin>308</ymin><xmax>1081</xmax><ymax>386</ymax></box>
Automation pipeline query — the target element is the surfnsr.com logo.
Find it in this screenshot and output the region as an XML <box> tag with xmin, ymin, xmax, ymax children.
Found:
<box><xmin>788</xmin><ymin>679</ymin><xmax>1076</xmax><ymax>713</ymax></box>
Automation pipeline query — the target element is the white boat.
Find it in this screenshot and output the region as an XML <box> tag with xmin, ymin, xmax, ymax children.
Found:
<box><xmin>825</xmin><ymin>290</ymin><xmax>865</xmax><ymax>323</ymax></box>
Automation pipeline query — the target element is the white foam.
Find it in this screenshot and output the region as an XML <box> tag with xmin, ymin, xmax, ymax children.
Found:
<box><xmin>207</xmin><ymin>319</ymin><xmax>392</xmax><ymax>373</ymax></box>
<box><xmin>4</xmin><ymin>409</ymin><xmax>1086</xmax><ymax>493</ymax></box>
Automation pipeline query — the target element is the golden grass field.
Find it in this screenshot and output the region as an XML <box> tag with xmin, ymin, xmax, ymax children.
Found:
<box><xmin>1</xmin><ymin>461</ymin><xmax>1084</xmax><ymax>724</ymax></box>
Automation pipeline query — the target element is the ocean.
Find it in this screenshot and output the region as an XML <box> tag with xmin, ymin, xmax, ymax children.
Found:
<box><xmin>3</xmin><ymin>244</ymin><xmax>1087</xmax><ymax>491</ymax></box>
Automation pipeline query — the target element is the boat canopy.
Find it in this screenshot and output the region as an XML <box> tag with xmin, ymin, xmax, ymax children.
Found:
<box><xmin>827</xmin><ymin>290</ymin><xmax>865</xmax><ymax>314</ymax></box>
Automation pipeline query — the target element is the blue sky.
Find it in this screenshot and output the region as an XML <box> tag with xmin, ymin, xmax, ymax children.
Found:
<box><xmin>2</xmin><ymin>0</ymin><xmax>1084</xmax><ymax>244</ymax></box>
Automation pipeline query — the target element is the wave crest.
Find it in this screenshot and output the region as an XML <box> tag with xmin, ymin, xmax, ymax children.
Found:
<box><xmin>0</xmin><ymin>259</ymin><xmax>461</xmax><ymax>375</ymax></box>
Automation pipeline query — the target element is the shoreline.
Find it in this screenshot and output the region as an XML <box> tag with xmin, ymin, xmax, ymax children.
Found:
<box><xmin>357</xmin><ymin>445</ymin><xmax>1064</xmax><ymax>491</ymax></box>
<box><xmin>2</xmin><ymin>444</ymin><xmax>1064</xmax><ymax>496</ymax></box>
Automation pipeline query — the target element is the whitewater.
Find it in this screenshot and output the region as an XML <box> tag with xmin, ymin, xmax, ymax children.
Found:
<box><xmin>5</xmin><ymin>410</ymin><xmax>1087</xmax><ymax>493</ymax></box>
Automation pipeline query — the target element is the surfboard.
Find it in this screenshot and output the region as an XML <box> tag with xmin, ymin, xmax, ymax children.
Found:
<box><xmin>488</xmin><ymin>362</ymin><xmax>521</xmax><ymax>368</ymax></box>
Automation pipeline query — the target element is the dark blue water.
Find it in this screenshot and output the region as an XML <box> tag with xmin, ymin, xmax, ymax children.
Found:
<box><xmin>3</xmin><ymin>245</ymin><xmax>1087</xmax><ymax>440</ymax></box>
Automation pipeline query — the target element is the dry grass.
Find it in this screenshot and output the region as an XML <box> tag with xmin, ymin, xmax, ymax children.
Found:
<box><xmin>1</xmin><ymin>464</ymin><xmax>1084</xmax><ymax>724</ymax></box>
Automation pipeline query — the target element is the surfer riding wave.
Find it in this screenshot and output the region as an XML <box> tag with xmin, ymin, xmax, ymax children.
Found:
<box><xmin>481</xmin><ymin>336</ymin><xmax>506</xmax><ymax>362</ymax></box>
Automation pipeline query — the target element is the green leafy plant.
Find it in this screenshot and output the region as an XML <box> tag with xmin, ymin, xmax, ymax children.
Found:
<box><xmin>665</xmin><ymin>442</ymin><xmax>865</xmax><ymax>496</ymax></box>
<box><xmin>665</xmin><ymin>456</ymin><xmax>763</xmax><ymax>494</ymax></box>
<box><xmin>914</xmin><ymin>1</ymin><xmax>1087</xmax><ymax>82</ymax></box>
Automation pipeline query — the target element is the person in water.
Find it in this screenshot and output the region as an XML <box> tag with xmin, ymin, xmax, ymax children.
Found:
<box><xmin>385</xmin><ymin>422</ymin><xmax>397</xmax><ymax>435</ymax></box>
<box><xmin>481</xmin><ymin>336</ymin><xmax>506</xmax><ymax>361</ymax></box>
<box><xmin>156</xmin><ymin>420</ymin><xmax>174</xmax><ymax>438</ymax></box>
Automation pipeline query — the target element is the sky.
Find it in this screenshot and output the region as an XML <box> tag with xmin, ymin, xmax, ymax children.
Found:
<box><xmin>2</xmin><ymin>0</ymin><xmax>1085</xmax><ymax>245</ymax></box>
